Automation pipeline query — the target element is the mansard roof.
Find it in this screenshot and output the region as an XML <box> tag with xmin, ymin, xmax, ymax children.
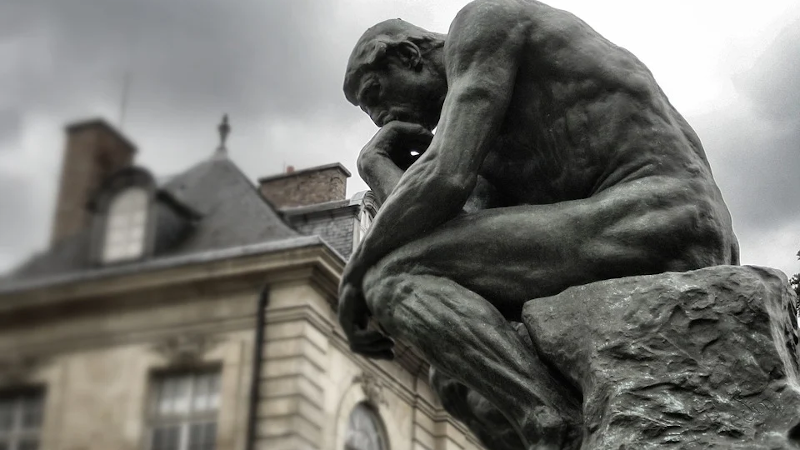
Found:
<box><xmin>7</xmin><ymin>154</ymin><xmax>300</xmax><ymax>281</ymax></box>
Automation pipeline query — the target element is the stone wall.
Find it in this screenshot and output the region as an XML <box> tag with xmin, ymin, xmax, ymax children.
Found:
<box><xmin>0</xmin><ymin>252</ymin><xmax>483</xmax><ymax>450</ymax></box>
<box><xmin>257</xmin><ymin>279</ymin><xmax>486</xmax><ymax>450</ymax></box>
<box><xmin>0</xmin><ymin>287</ymin><xmax>257</xmax><ymax>450</ymax></box>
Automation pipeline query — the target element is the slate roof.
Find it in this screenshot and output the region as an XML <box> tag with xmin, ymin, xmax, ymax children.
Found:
<box><xmin>8</xmin><ymin>154</ymin><xmax>300</xmax><ymax>281</ymax></box>
<box><xmin>159</xmin><ymin>154</ymin><xmax>299</xmax><ymax>256</ymax></box>
<box><xmin>10</xmin><ymin>229</ymin><xmax>94</xmax><ymax>279</ymax></box>
<box><xmin>279</xmin><ymin>191</ymin><xmax>375</xmax><ymax>258</ymax></box>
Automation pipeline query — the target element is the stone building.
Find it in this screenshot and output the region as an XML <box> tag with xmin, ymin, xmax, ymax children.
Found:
<box><xmin>0</xmin><ymin>118</ymin><xmax>485</xmax><ymax>450</ymax></box>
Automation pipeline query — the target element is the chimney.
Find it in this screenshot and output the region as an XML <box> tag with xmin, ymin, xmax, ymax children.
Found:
<box><xmin>258</xmin><ymin>163</ymin><xmax>351</xmax><ymax>208</ymax></box>
<box><xmin>50</xmin><ymin>118</ymin><xmax>136</xmax><ymax>245</ymax></box>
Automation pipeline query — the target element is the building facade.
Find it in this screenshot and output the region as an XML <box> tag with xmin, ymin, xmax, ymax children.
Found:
<box><xmin>0</xmin><ymin>119</ymin><xmax>485</xmax><ymax>450</ymax></box>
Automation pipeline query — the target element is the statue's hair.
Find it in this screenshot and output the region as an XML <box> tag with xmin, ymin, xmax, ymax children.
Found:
<box><xmin>343</xmin><ymin>19</ymin><xmax>445</xmax><ymax>105</ymax></box>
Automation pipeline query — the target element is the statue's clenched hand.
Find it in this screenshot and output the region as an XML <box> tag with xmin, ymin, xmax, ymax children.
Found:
<box><xmin>357</xmin><ymin>121</ymin><xmax>433</xmax><ymax>174</ymax></box>
<box><xmin>338</xmin><ymin>273</ymin><xmax>395</xmax><ymax>360</ymax></box>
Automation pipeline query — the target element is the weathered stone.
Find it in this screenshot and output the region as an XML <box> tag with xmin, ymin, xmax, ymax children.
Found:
<box><xmin>523</xmin><ymin>265</ymin><xmax>800</xmax><ymax>449</ymax></box>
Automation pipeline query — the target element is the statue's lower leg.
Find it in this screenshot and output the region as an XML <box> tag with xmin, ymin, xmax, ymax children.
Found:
<box><xmin>363</xmin><ymin>270</ymin><xmax>582</xmax><ymax>449</ymax></box>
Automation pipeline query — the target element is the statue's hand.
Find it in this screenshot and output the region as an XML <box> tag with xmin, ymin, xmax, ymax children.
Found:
<box><xmin>338</xmin><ymin>281</ymin><xmax>395</xmax><ymax>360</ymax></box>
<box><xmin>359</xmin><ymin>121</ymin><xmax>434</xmax><ymax>172</ymax></box>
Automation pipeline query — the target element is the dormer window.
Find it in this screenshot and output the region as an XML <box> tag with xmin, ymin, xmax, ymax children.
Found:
<box><xmin>102</xmin><ymin>187</ymin><xmax>149</xmax><ymax>263</ymax></box>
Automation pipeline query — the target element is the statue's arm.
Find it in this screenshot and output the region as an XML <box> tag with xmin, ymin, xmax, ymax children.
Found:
<box><xmin>349</xmin><ymin>2</ymin><xmax>523</xmax><ymax>274</ymax></box>
<box><xmin>360</xmin><ymin>149</ymin><xmax>503</xmax><ymax>212</ymax></box>
<box><xmin>357</xmin><ymin>148</ymin><xmax>403</xmax><ymax>208</ymax></box>
<box><xmin>357</xmin><ymin>122</ymin><xmax>432</xmax><ymax>207</ymax></box>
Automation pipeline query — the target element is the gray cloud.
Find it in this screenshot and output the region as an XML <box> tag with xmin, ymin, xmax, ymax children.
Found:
<box><xmin>0</xmin><ymin>109</ymin><xmax>21</xmax><ymax>152</ymax></box>
<box><xmin>737</xmin><ymin>18</ymin><xmax>800</xmax><ymax>126</ymax></box>
<box><xmin>690</xmin><ymin>17</ymin><xmax>800</xmax><ymax>272</ymax></box>
<box><xmin>1</xmin><ymin>0</ymin><xmax>352</xmax><ymax>119</ymax></box>
<box><xmin>0</xmin><ymin>167</ymin><xmax>50</xmax><ymax>269</ymax></box>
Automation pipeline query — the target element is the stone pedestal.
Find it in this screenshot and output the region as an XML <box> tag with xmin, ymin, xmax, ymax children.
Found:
<box><xmin>523</xmin><ymin>265</ymin><xmax>800</xmax><ymax>449</ymax></box>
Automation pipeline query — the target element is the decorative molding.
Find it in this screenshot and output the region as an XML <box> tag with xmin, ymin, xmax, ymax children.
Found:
<box><xmin>152</xmin><ymin>333</ymin><xmax>221</xmax><ymax>366</ymax></box>
<box><xmin>2</xmin><ymin>317</ymin><xmax>252</xmax><ymax>363</ymax></box>
<box><xmin>330</xmin><ymin>334</ymin><xmax>425</xmax><ymax>394</ymax></box>
<box><xmin>0</xmin><ymin>354</ymin><xmax>42</xmax><ymax>386</ymax></box>
<box><xmin>353</xmin><ymin>372</ymin><xmax>386</xmax><ymax>406</ymax></box>
<box><xmin>0</xmin><ymin>242</ymin><xmax>343</xmax><ymax>312</ymax></box>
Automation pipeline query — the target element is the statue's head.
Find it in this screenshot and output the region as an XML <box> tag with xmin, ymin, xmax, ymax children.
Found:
<box><xmin>344</xmin><ymin>19</ymin><xmax>447</xmax><ymax>131</ymax></box>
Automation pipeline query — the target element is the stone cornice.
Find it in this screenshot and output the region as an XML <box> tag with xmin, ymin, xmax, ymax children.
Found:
<box><xmin>0</xmin><ymin>238</ymin><xmax>344</xmax><ymax>316</ymax></box>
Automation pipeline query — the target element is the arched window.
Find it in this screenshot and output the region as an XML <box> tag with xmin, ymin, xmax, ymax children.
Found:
<box><xmin>102</xmin><ymin>187</ymin><xmax>149</xmax><ymax>263</ymax></box>
<box><xmin>344</xmin><ymin>403</ymin><xmax>388</xmax><ymax>450</ymax></box>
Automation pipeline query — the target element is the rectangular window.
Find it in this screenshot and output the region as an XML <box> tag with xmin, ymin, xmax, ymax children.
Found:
<box><xmin>147</xmin><ymin>371</ymin><xmax>220</xmax><ymax>450</ymax></box>
<box><xmin>0</xmin><ymin>390</ymin><xmax>44</xmax><ymax>450</ymax></box>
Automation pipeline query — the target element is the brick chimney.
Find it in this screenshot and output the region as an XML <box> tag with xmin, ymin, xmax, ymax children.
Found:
<box><xmin>258</xmin><ymin>163</ymin><xmax>351</xmax><ymax>208</ymax></box>
<box><xmin>50</xmin><ymin>119</ymin><xmax>136</xmax><ymax>245</ymax></box>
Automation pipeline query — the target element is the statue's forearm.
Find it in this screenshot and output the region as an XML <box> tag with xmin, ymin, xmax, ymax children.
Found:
<box><xmin>357</xmin><ymin>152</ymin><xmax>405</xmax><ymax>207</ymax></box>
<box><xmin>350</xmin><ymin>154</ymin><xmax>470</xmax><ymax>282</ymax></box>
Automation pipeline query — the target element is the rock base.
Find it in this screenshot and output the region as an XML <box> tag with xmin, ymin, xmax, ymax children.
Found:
<box><xmin>522</xmin><ymin>265</ymin><xmax>800</xmax><ymax>449</ymax></box>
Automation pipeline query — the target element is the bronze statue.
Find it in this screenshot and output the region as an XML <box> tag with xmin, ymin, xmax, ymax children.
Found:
<box><xmin>339</xmin><ymin>1</ymin><xmax>742</xmax><ymax>448</ymax></box>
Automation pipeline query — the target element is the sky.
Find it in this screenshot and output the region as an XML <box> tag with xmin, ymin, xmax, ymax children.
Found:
<box><xmin>0</xmin><ymin>0</ymin><xmax>798</xmax><ymax>278</ymax></box>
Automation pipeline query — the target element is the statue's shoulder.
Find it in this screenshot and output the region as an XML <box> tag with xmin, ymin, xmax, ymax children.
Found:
<box><xmin>446</xmin><ymin>0</ymin><xmax>530</xmax><ymax>61</ymax></box>
<box><xmin>451</xmin><ymin>0</ymin><xmax>528</xmax><ymax>34</ymax></box>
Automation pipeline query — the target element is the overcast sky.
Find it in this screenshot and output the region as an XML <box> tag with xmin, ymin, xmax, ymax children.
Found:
<box><xmin>0</xmin><ymin>0</ymin><xmax>798</xmax><ymax>278</ymax></box>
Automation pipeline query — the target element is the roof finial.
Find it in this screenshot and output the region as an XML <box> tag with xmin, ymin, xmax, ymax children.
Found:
<box><xmin>216</xmin><ymin>114</ymin><xmax>230</xmax><ymax>156</ymax></box>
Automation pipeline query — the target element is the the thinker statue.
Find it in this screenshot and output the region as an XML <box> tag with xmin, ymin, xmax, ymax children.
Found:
<box><xmin>339</xmin><ymin>1</ymin><xmax>746</xmax><ymax>449</ymax></box>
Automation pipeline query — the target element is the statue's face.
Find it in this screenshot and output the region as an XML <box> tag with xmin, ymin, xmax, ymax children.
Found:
<box><xmin>354</xmin><ymin>57</ymin><xmax>445</xmax><ymax>131</ymax></box>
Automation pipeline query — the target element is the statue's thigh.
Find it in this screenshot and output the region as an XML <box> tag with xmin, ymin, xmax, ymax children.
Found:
<box><xmin>372</xmin><ymin>177</ymin><xmax>730</xmax><ymax>317</ymax></box>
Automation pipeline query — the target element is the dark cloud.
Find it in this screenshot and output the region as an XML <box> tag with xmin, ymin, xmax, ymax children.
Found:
<box><xmin>0</xmin><ymin>0</ymin><xmax>355</xmax><ymax>120</ymax></box>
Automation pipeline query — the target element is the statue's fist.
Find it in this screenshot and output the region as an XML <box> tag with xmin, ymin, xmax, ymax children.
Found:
<box><xmin>362</xmin><ymin>121</ymin><xmax>434</xmax><ymax>170</ymax></box>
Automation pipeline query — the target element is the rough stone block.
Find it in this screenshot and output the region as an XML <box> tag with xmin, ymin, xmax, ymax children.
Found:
<box><xmin>523</xmin><ymin>265</ymin><xmax>800</xmax><ymax>449</ymax></box>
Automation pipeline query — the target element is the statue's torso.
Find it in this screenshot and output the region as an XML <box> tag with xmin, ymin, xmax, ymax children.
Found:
<box><xmin>475</xmin><ymin>3</ymin><xmax>716</xmax><ymax>207</ymax></box>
